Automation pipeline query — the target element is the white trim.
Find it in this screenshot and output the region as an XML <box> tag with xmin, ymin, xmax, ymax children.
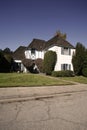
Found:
<box><xmin>14</xmin><ymin>60</ymin><xmax>22</xmax><ymax>63</ymax></box>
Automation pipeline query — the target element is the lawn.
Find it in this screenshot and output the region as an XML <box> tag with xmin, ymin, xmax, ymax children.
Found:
<box><xmin>0</xmin><ymin>73</ymin><xmax>72</xmax><ymax>87</ymax></box>
<box><xmin>0</xmin><ymin>73</ymin><xmax>86</xmax><ymax>87</ymax></box>
<box><xmin>61</xmin><ymin>76</ymin><xmax>87</xmax><ymax>84</ymax></box>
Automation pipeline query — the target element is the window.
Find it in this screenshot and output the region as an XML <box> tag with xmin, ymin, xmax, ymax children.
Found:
<box><xmin>31</xmin><ymin>48</ymin><xmax>35</xmax><ymax>54</ymax></box>
<box><xmin>61</xmin><ymin>64</ymin><xmax>71</xmax><ymax>70</ymax></box>
<box><xmin>61</xmin><ymin>47</ymin><xmax>71</xmax><ymax>55</ymax></box>
<box><xmin>31</xmin><ymin>48</ymin><xmax>36</xmax><ymax>60</ymax></box>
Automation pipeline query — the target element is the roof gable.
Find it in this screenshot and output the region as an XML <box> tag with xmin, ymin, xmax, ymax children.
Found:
<box><xmin>45</xmin><ymin>35</ymin><xmax>75</xmax><ymax>49</ymax></box>
<box><xmin>27</xmin><ymin>39</ymin><xmax>46</xmax><ymax>51</ymax></box>
<box><xmin>13</xmin><ymin>46</ymin><xmax>27</xmax><ymax>60</ymax></box>
<box><xmin>27</xmin><ymin>36</ymin><xmax>75</xmax><ymax>51</ymax></box>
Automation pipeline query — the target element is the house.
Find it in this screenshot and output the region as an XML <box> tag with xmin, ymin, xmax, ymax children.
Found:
<box><xmin>25</xmin><ymin>39</ymin><xmax>46</xmax><ymax>60</ymax></box>
<box><xmin>25</xmin><ymin>35</ymin><xmax>75</xmax><ymax>72</ymax></box>
<box><xmin>13</xmin><ymin>46</ymin><xmax>27</xmax><ymax>72</ymax></box>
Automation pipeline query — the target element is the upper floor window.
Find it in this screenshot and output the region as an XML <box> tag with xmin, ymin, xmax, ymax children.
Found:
<box><xmin>31</xmin><ymin>48</ymin><xmax>35</xmax><ymax>55</ymax></box>
<box><xmin>61</xmin><ymin>47</ymin><xmax>71</xmax><ymax>55</ymax></box>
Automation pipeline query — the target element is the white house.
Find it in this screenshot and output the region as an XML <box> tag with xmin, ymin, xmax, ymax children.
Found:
<box><xmin>25</xmin><ymin>39</ymin><xmax>46</xmax><ymax>60</ymax></box>
<box><xmin>24</xmin><ymin>35</ymin><xmax>75</xmax><ymax>72</ymax></box>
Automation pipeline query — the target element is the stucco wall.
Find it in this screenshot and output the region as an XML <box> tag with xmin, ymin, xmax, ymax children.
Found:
<box><xmin>48</xmin><ymin>46</ymin><xmax>75</xmax><ymax>71</ymax></box>
<box><xmin>25</xmin><ymin>50</ymin><xmax>45</xmax><ymax>60</ymax></box>
<box><xmin>25</xmin><ymin>46</ymin><xmax>75</xmax><ymax>71</ymax></box>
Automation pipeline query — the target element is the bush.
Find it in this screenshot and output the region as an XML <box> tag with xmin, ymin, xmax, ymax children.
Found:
<box><xmin>43</xmin><ymin>51</ymin><xmax>57</xmax><ymax>75</ymax></box>
<box><xmin>35</xmin><ymin>58</ymin><xmax>44</xmax><ymax>73</ymax></box>
<box><xmin>52</xmin><ymin>70</ymin><xmax>74</xmax><ymax>77</ymax></box>
<box><xmin>82</xmin><ymin>68</ymin><xmax>87</xmax><ymax>77</ymax></box>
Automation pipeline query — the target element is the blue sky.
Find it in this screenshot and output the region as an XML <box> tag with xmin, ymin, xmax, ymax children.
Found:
<box><xmin>0</xmin><ymin>0</ymin><xmax>87</xmax><ymax>51</ymax></box>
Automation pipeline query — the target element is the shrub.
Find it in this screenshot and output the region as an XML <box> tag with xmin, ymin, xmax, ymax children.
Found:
<box><xmin>82</xmin><ymin>68</ymin><xmax>87</xmax><ymax>77</ymax></box>
<box><xmin>35</xmin><ymin>58</ymin><xmax>44</xmax><ymax>73</ymax></box>
<box><xmin>43</xmin><ymin>51</ymin><xmax>57</xmax><ymax>75</ymax></box>
<box><xmin>22</xmin><ymin>59</ymin><xmax>37</xmax><ymax>73</ymax></box>
<box><xmin>52</xmin><ymin>70</ymin><xmax>74</xmax><ymax>77</ymax></box>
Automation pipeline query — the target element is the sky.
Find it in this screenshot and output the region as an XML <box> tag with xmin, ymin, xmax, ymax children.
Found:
<box><xmin>0</xmin><ymin>0</ymin><xmax>87</xmax><ymax>51</ymax></box>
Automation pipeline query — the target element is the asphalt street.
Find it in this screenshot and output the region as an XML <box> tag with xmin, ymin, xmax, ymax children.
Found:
<box><xmin>0</xmin><ymin>84</ymin><xmax>87</xmax><ymax>130</ymax></box>
<box><xmin>0</xmin><ymin>84</ymin><xmax>87</xmax><ymax>103</ymax></box>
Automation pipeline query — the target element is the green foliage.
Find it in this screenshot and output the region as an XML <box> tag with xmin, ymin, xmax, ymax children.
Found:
<box><xmin>43</xmin><ymin>51</ymin><xmax>57</xmax><ymax>75</ymax></box>
<box><xmin>0</xmin><ymin>52</ymin><xmax>10</xmax><ymax>72</ymax></box>
<box><xmin>0</xmin><ymin>48</ymin><xmax>13</xmax><ymax>72</ymax></box>
<box><xmin>4</xmin><ymin>54</ymin><xmax>13</xmax><ymax>64</ymax></box>
<box><xmin>82</xmin><ymin>54</ymin><xmax>87</xmax><ymax>68</ymax></box>
<box><xmin>82</xmin><ymin>55</ymin><xmax>87</xmax><ymax>77</ymax></box>
<box><xmin>52</xmin><ymin>70</ymin><xmax>74</xmax><ymax>77</ymax></box>
<box><xmin>3</xmin><ymin>47</ymin><xmax>12</xmax><ymax>54</ymax></box>
<box><xmin>72</xmin><ymin>42</ymin><xmax>86</xmax><ymax>75</ymax></box>
<box><xmin>82</xmin><ymin>68</ymin><xmax>87</xmax><ymax>77</ymax></box>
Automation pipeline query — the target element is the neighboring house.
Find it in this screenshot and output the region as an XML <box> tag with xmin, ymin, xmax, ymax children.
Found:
<box><xmin>25</xmin><ymin>35</ymin><xmax>75</xmax><ymax>71</ymax></box>
<box><xmin>13</xmin><ymin>46</ymin><xmax>27</xmax><ymax>72</ymax></box>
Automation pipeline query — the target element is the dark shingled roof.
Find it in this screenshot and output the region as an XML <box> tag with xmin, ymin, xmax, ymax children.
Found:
<box><xmin>27</xmin><ymin>39</ymin><xmax>46</xmax><ymax>51</ymax></box>
<box><xmin>27</xmin><ymin>36</ymin><xmax>75</xmax><ymax>51</ymax></box>
<box><xmin>45</xmin><ymin>35</ymin><xmax>75</xmax><ymax>49</ymax></box>
<box><xmin>13</xmin><ymin>46</ymin><xmax>27</xmax><ymax>60</ymax></box>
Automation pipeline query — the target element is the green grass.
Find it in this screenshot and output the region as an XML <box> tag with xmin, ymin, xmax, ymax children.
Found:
<box><xmin>61</xmin><ymin>76</ymin><xmax>87</xmax><ymax>84</ymax></box>
<box><xmin>0</xmin><ymin>73</ymin><xmax>86</xmax><ymax>87</ymax></box>
<box><xmin>0</xmin><ymin>73</ymin><xmax>72</xmax><ymax>87</ymax></box>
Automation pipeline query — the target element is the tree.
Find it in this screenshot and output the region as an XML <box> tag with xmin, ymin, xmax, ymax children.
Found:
<box><xmin>72</xmin><ymin>42</ymin><xmax>86</xmax><ymax>75</ymax></box>
<box><xmin>82</xmin><ymin>49</ymin><xmax>87</xmax><ymax>77</ymax></box>
<box><xmin>0</xmin><ymin>51</ymin><xmax>10</xmax><ymax>72</ymax></box>
<box><xmin>0</xmin><ymin>48</ymin><xmax>13</xmax><ymax>72</ymax></box>
<box><xmin>55</xmin><ymin>30</ymin><xmax>67</xmax><ymax>40</ymax></box>
<box><xmin>3</xmin><ymin>47</ymin><xmax>12</xmax><ymax>54</ymax></box>
<box><xmin>43</xmin><ymin>51</ymin><xmax>57</xmax><ymax>75</ymax></box>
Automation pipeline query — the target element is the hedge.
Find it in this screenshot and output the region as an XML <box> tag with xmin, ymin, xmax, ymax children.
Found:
<box><xmin>52</xmin><ymin>70</ymin><xmax>74</xmax><ymax>77</ymax></box>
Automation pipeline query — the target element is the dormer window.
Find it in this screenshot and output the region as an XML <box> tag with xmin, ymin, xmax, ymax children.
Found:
<box><xmin>31</xmin><ymin>48</ymin><xmax>35</xmax><ymax>54</ymax></box>
<box><xmin>31</xmin><ymin>48</ymin><xmax>36</xmax><ymax>60</ymax></box>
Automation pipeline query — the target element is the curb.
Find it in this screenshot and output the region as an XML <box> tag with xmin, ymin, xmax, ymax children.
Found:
<box><xmin>0</xmin><ymin>89</ymin><xmax>87</xmax><ymax>104</ymax></box>
<box><xmin>0</xmin><ymin>94</ymin><xmax>54</xmax><ymax>104</ymax></box>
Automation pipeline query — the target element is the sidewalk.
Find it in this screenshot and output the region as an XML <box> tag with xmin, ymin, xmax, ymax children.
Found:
<box><xmin>0</xmin><ymin>84</ymin><xmax>87</xmax><ymax>103</ymax></box>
